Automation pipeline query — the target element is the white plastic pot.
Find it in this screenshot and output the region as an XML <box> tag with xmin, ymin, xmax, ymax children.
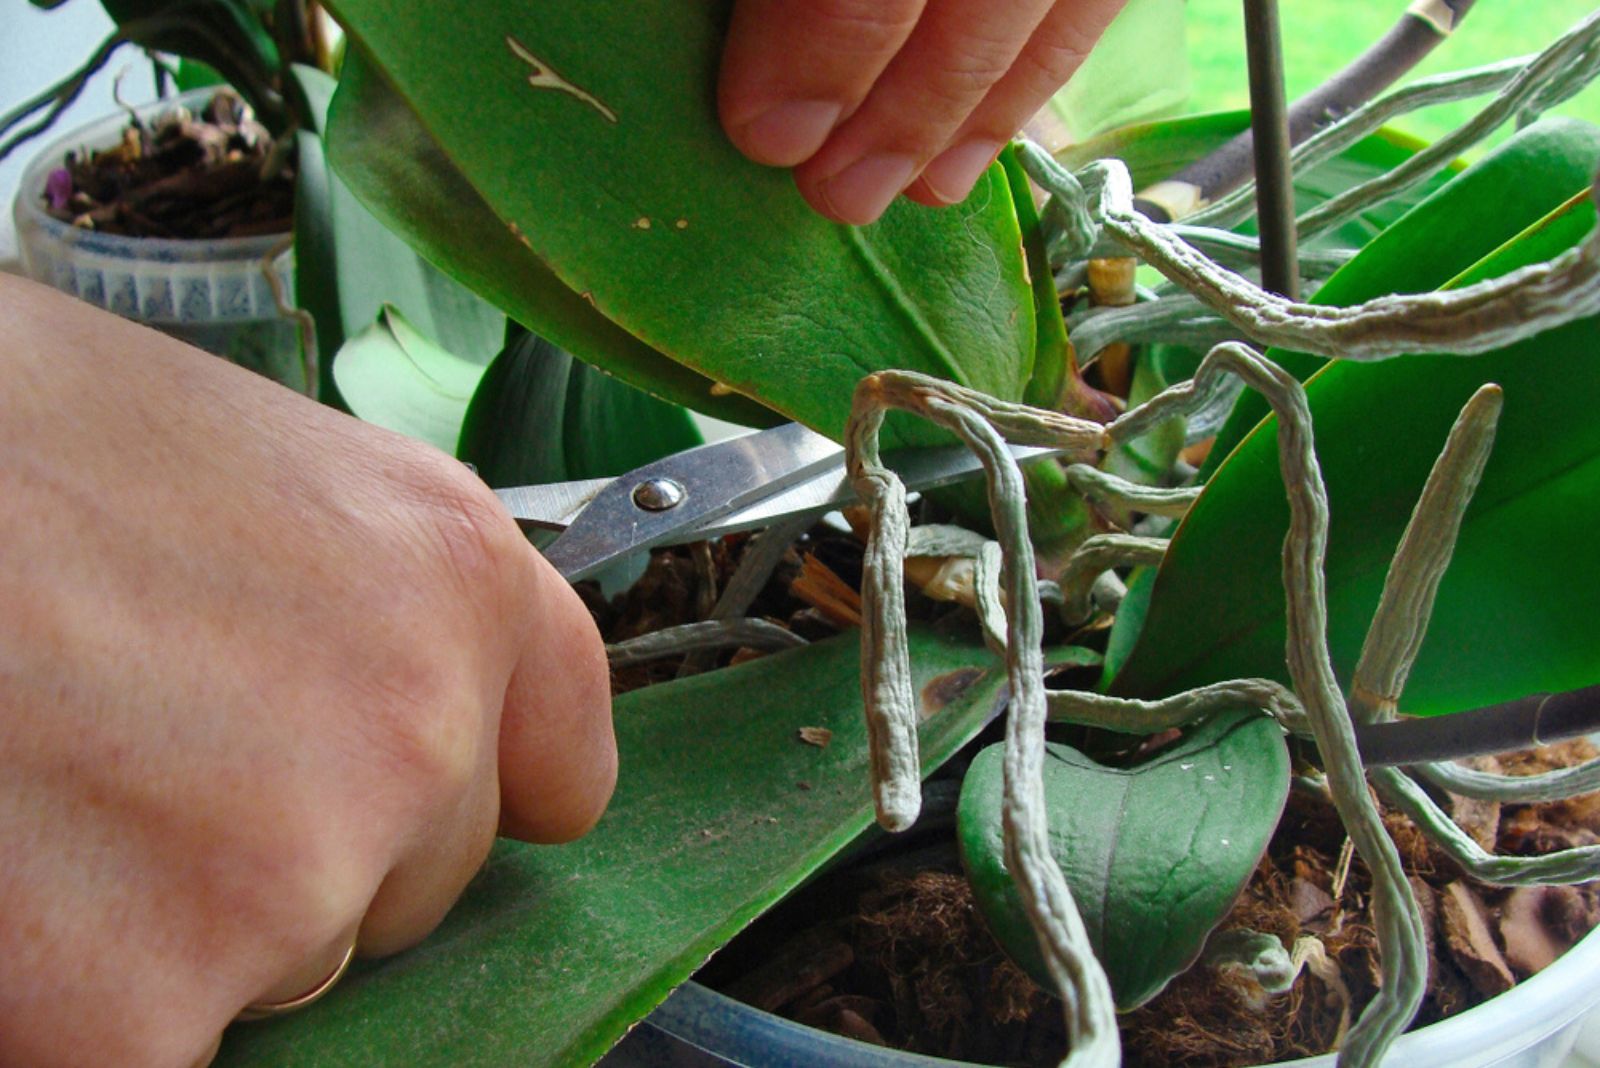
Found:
<box><xmin>12</xmin><ymin>89</ymin><xmax>303</xmax><ymax>390</ymax></box>
<box><xmin>602</xmin><ymin>923</ymin><xmax>1600</xmax><ymax>1067</ymax></box>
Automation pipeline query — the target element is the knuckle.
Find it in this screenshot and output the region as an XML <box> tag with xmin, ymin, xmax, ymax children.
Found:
<box><xmin>1027</xmin><ymin>18</ymin><xmax>1095</xmax><ymax>83</ymax></box>
<box><xmin>402</xmin><ymin>459</ymin><xmax>527</xmax><ymax>602</ymax></box>
<box><xmin>354</xmin><ymin>657</ymin><xmax>482</xmax><ymax>803</ymax></box>
<box><xmin>797</xmin><ymin>0</ymin><xmax>922</xmax><ymax>48</ymax></box>
<box><xmin>921</xmin><ymin>17</ymin><xmax>1025</xmax><ymax>94</ymax></box>
<box><xmin>925</xmin><ymin>56</ymin><xmax>1009</xmax><ymax>112</ymax></box>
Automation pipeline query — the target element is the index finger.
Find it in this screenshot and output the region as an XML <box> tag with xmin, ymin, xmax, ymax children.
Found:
<box><xmin>495</xmin><ymin>553</ymin><xmax>617</xmax><ymax>844</ymax></box>
<box><xmin>719</xmin><ymin>0</ymin><xmax>926</xmax><ymax>167</ymax></box>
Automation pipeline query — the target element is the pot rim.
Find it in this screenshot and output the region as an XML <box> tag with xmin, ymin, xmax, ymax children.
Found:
<box><xmin>645</xmin><ymin>920</ymin><xmax>1600</xmax><ymax>1067</ymax></box>
<box><xmin>13</xmin><ymin>86</ymin><xmax>291</xmax><ymax>263</ymax></box>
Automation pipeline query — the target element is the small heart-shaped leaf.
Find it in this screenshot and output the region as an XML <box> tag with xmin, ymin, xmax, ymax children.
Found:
<box><xmin>958</xmin><ymin>710</ymin><xmax>1289</xmax><ymax>1009</ymax></box>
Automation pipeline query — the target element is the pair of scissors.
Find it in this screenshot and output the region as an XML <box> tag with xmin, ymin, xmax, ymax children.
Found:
<box><xmin>494</xmin><ymin>421</ymin><xmax>1067</xmax><ymax>583</ymax></box>
<box><xmin>492</xmin><ymin>421</ymin><xmax>1600</xmax><ymax>769</ymax></box>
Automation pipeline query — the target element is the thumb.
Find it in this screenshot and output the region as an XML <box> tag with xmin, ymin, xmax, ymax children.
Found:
<box><xmin>496</xmin><ymin>552</ymin><xmax>617</xmax><ymax>843</ymax></box>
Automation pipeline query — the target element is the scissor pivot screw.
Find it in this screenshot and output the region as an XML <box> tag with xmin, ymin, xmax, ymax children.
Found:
<box><xmin>632</xmin><ymin>477</ymin><xmax>686</xmax><ymax>512</ymax></box>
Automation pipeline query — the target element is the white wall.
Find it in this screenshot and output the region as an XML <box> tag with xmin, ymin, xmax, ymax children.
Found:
<box><xmin>0</xmin><ymin>0</ymin><xmax>157</xmax><ymax>261</ymax></box>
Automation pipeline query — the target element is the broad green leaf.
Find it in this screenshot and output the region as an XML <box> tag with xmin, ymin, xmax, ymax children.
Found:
<box><xmin>321</xmin><ymin>1</ymin><xmax>1038</xmax><ymax>448</ymax></box>
<box><xmin>1100</xmin><ymin>566</ymin><xmax>1157</xmax><ymax>689</ymax></box>
<box><xmin>332</xmin><ymin>305</ymin><xmax>484</xmax><ymax>453</ymax></box>
<box><xmin>324</xmin><ymin>47</ymin><xmax>776</xmax><ymax>430</ymax></box>
<box><xmin>216</xmin><ymin>627</ymin><xmax>1019</xmax><ymax>1068</ymax></box>
<box><xmin>458</xmin><ymin>327</ymin><xmax>703</xmax><ymax>485</ymax></box>
<box><xmin>1047</xmin><ymin>0</ymin><xmax>1190</xmax><ymax>141</ymax></box>
<box><xmin>958</xmin><ymin>710</ymin><xmax>1289</xmax><ymax>1009</ymax></box>
<box><xmin>1205</xmin><ymin>117</ymin><xmax>1600</xmax><ymax>470</ymax></box>
<box><xmin>1113</xmin><ymin>189</ymin><xmax>1600</xmax><ymax>714</ymax></box>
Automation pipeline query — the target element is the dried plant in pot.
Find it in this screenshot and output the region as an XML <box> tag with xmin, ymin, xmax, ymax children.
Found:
<box><xmin>6</xmin><ymin>0</ymin><xmax>342</xmax><ymax>392</ymax></box>
<box><xmin>13</xmin><ymin>88</ymin><xmax>305</xmax><ymax>386</ymax></box>
<box><xmin>211</xmin><ymin>2</ymin><xmax>1600</xmax><ymax>1067</ymax></box>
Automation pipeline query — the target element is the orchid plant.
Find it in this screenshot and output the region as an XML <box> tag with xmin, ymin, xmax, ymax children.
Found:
<box><xmin>213</xmin><ymin>3</ymin><xmax>1600</xmax><ymax>1067</ymax></box>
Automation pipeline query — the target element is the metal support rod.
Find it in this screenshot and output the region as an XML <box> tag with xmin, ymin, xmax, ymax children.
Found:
<box><xmin>1242</xmin><ymin>0</ymin><xmax>1301</xmax><ymax>300</ymax></box>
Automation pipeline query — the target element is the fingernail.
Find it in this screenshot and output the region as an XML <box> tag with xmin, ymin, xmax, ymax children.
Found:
<box><xmin>919</xmin><ymin>139</ymin><xmax>1004</xmax><ymax>205</ymax></box>
<box><xmin>736</xmin><ymin>100</ymin><xmax>841</xmax><ymax>166</ymax></box>
<box><xmin>818</xmin><ymin>154</ymin><xmax>918</xmax><ymax>226</ymax></box>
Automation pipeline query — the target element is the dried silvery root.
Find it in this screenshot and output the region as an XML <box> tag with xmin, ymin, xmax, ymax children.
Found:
<box><xmin>835</xmin><ymin>39</ymin><xmax>1600</xmax><ymax>1060</ymax></box>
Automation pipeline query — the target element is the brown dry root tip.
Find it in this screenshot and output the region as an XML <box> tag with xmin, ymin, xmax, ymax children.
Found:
<box><xmin>261</xmin><ymin>233</ymin><xmax>316</xmax><ymax>398</ymax></box>
<box><xmin>1292</xmin><ymin>936</ymin><xmax>1353</xmax><ymax>1045</ymax></box>
<box><xmin>1086</xmin><ymin>257</ymin><xmax>1138</xmax><ymax>306</ymax></box>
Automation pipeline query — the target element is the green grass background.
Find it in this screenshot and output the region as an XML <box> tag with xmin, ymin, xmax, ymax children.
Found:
<box><xmin>1183</xmin><ymin>1</ymin><xmax>1600</xmax><ymax>146</ymax></box>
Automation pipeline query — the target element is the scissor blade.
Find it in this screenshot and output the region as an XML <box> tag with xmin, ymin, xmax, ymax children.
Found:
<box><xmin>537</xmin><ymin>422</ymin><xmax>843</xmax><ymax>581</ymax></box>
<box><xmin>499</xmin><ymin>431</ymin><xmax>1079</xmax><ymax>579</ymax></box>
<box><xmin>495</xmin><ymin>478</ymin><xmax>613</xmax><ymax>530</ymax></box>
<box><xmin>677</xmin><ymin>440</ymin><xmax>1068</xmax><ymax>541</ymax></box>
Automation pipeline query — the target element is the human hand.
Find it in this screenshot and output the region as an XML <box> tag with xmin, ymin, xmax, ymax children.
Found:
<box><xmin>0</xmin><ymin>277</ymin><xmax>615</xmax><ymax>1067</ymax></box>
<box><xmin>718</xmin><ymin>0</ymin><xmax>1127</xmax><ymax>225</ymax></box>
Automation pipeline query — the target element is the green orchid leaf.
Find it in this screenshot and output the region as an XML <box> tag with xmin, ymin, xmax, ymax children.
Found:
<box><xmin>1112</xmin><ymin>186</ymin><xmax>1600</xmax><ymax>715</ymax></box>
<box><xmin>324</xmin><ymin>46</ymin><xmax>776</xmax><ymax>430</ymax></box>
<box><xmin>332</xmin><ymin>305</ymin><xmax>485</xmax><ymax>453</ymax></box>
<box><xmin>1047</xmin><ymin>0</ymin><xmax>1190</xmax><ymax>141</ymax></box>
<box><xmin>320</xmin><ymin>0</ymin><xmax>1038</xmax><ymax>448</ymax></box>
<box><xmin>1205</xmin><ymin>117</ymin><xmax>1600</xmax><ymax>470</ymax></box>
<box><xmin>958</xmin><ymin>709</ymin><xmax>1289</xmax><ymax>1009</ymax></box>
<box><xmin>458</xmin><ymin>326</ymin><xmax>703</xmax><ymax>485</ymax></box>
<box><xmin>986</xmin><ymin>145</ymin><xmax>1095</xmax><ymax>556</ymax></box>
<box><xmin>1101</xmin><ymin>566</ymin><xmax>1158</xmax><ymax>689</ymax></box>
<box><xmin>216</xmin><ymin>626</ymin><xmax>1020</xmax><ymax>1068</ymax></box>
<box><xmin>1002</xmin><ymin>145</ymin><xmax>1073</xmax><ymax>413</ymax></box>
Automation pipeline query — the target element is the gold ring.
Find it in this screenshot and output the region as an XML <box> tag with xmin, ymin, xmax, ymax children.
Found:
<box><xmin>235</xmin><ymin>939</ymin><xmax>357</xmax><ymax>1022</ymax></box>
